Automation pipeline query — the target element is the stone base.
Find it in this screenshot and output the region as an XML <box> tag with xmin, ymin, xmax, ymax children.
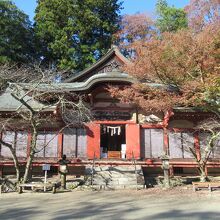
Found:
<box><xmin>85</xmin><ymin>165</ymin><xmax>145</xmax><ymax>189</ymax></box>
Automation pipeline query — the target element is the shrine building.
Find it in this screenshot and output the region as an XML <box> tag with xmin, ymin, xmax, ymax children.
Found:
<box><xmin>0</xmin><ymin>46</ymin><xmax>219</xmax><ymax>180</ymax></box>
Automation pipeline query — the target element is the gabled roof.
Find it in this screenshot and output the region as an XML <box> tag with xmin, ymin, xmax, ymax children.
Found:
<box><xmin>64</xmin><ymin>46</ymin><xmax>131</xmax><ymax>83</ymax></box>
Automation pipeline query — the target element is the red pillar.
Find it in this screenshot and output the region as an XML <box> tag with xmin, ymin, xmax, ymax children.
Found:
<box><xmin>86</xmin><ymin>123</ymin><xmax>100</xmax><ymax>159</ymax></box>
<box><xmin>27</xmin><ymin>132</ymin><xmax>32</xmax><ymax>157</ymax></box>
<box><xmin>194</xmin><ymin>132</ymin><xmax>201</xmax><ymax>161</ymax></box>
<box><xmin>163</xmin><ymin>128</ymin><xmax>169</xmax><ymax>154</ymax></box>
<box><xmin>0</xmin><ymin>133</ymin><xmax>2</xmax><ymax>176</ymax></box>
<box><xmin>126</xmin><ymin>124</ymin><xmax>140</xmax><ymax>159</ymax></box>
<box><xmin>0</xmin><ymin>132</ymin><xmax>2</xmax><ymax>155</ymax></box>
<box><xmin>58</xmin><ymin>133</ymin><xmax>63</xmax><ymax>159</ymax></box>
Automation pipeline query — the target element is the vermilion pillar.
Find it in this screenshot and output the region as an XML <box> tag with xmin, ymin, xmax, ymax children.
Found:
<box><xmin>58</xmin><ymin>133</ymin><xmax>63</xmax><ymax>159</ymax></box>
<box><xmin>86</xmin><ymin>123</ymin><xmax>100</xmax><ymax>159</ymax></box>
<box><xmin>126</xmin><ymin>124</ymin><xmax>140</xmax><ymax>159</ymax></box>
<box><xmin>163</xmin><ymin>128</ymin><xmax>169</xmax><ymax>154</ymax></box>
<box><xmin>194</xmin><ymin>132</ymin><xmax>201</xmax><ymax>161</ymax></box>
<box><xmin>27</xmin><ymin>132</ymin><xmax>32</xmax><ymax>157</ymax></box>
<box><xmin>0</xmin><ymin>132</ymin><xmax>2</xmax><ymax>177</ymax></box>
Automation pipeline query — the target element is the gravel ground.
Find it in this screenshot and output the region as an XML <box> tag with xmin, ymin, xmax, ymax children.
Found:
<box><xmin>1</xmin><ymin>186</ymin><xmax>220</xmax><ymax>220</ymax></box>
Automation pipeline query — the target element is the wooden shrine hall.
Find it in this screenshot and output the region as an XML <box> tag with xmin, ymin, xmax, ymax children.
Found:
<box><xmin>0</xmin><ymin>46</ymin><xmax>219</xmax><ymax>177</ymax></box>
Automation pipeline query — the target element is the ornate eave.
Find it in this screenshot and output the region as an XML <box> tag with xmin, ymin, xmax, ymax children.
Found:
<box><xmin>64</xmin><ymin>46</ymin><xmax>131</xmax><ymax>83</ymax></box>
<box><xmin>16</xmin><ymin>71</ymin><xmax>135</xmax><ymax>93</ymax></box>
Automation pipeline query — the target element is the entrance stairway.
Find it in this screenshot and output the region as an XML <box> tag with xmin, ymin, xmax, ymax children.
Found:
<box><xmin>85</xmin><ymin>165</ymin><xmax>145</xmax><ymax>189</ymax></box>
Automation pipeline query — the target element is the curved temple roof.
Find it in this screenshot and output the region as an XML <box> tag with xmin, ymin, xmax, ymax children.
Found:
<box><xmin>64</xmin><ymin>46</ymin><xmax>131</xmax><ymax>83</ymax></box>
<box><xmin>16</xmin><ymin>72</ymin><xmax>135</xmax><ymax>92</ymax></box>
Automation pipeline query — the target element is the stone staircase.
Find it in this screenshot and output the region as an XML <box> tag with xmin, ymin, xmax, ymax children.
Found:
<box><xmin>85</xmin><ymin>165</ymin><xmax>145</xmax><ymax>189</ymax></box>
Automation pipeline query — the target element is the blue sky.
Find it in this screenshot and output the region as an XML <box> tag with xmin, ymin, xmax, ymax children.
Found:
<box><xmin>13</xmin><ymin>0</ymin><xmax>190</xmax><ymax>21</ymax></box>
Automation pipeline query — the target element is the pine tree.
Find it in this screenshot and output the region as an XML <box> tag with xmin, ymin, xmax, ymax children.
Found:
<box><xmin>156</xmin><ymin>0</ymin><xmax>188</xmax><ymax>33</ymax></box>
<box><xmin>34</xmin><ymin>0</ymin><xmax>122</xmax><ymax>70</ymax></box>
<box><xmin>0</xmin><ymin>1</ymin><xmax>36</xmax><ymax>63</ymax></box>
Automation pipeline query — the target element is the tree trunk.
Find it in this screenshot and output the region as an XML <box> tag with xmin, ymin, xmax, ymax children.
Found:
<box><xmin>23</xmin><ymin>130</ymin><xmax>37</xmax><ymax>183</ymax></box>
<box><xmin>23</xmin><ymin>152</ymin><xmax>34</xmax><ymax>183</ymax></box>
<box><xmin>11</xmin><ymin>149</ymin><xmax>21</xmax><ymax>182</ymax></box>
<box><xmin>0</xmin><ymin>140</ymin><xmax>20</xmax><ymax>182</ymax></box>
<box><xmin>199</xmin><ymin>165</ymin><xmax>207</xmax><ymax>182</ymax></box>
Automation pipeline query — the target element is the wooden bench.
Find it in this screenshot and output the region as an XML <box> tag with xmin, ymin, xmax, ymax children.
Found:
<box><xmin>209</xmin><ymin>182</ymin><xmax>220</xmax><ymax>192</ymax></box>
<box><xmin>192</xmin><ymin>182</ymin><xmax>220</xmax><ymax>192</ymax></box>
<box><xmin>18</xmin><ymin>182</ymin><xmax>60</xmax><ymax>194</ymax></box>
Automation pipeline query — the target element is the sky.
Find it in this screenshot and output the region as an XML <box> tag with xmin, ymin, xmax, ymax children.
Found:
<box><xmin>13</xmin><ymin>0</ymin><xmax>190</xmax><ymax>21</ymax></box>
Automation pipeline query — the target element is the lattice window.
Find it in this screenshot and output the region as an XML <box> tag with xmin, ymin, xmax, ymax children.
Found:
<box><xmin>141</xmin><ymin>129</ymin><xmax>164</xmax><ymax>158</ymax></box>
<box><xmin>169</xmin><ymin>131</ymin><xmax>194</xmax><ymax>159</ymax></box>
<box><xmin>63</xmin><ymin>128</ymin><xmax>87</xmax><ymax>158</ymax></box>
<box><xmin>16</xmin><ymin>132</ymin><xmax>28</xmax><ymax>157</ymax></box>
<box><xmin>0</xmin><ymin>131</ymin><xmax>28</xmax><ymax>158</ymax></box>
<box><xmin>35</xmin><ymin>132</ymin><xmax>58</xmax><ymax>158</ymax></box>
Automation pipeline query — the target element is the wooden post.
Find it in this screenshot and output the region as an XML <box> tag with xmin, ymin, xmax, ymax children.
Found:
<box><xmin>126</xmin><ymin>124</ymin><xmax>140</xmax><ymax>159</ymax></box>
<box><xmin>58</xmin><ymin>133</ymin><xmax>63</xmax><ymax>159</ymax></box>
<box><xmin>44</xmin><ymin>170</ymin><xmax>47</xmax><ymax>192</ymax></box>
<box><xmin>27</xmin><ymin>132</ymin><xmax>32</xmax><ymax>157</ymax></box>
<box><xmin>0</xmin><ymin>133</ymin><xmax>3</xmax><ymax>178</ymax></box>
<box><xmin>0</xmin><ymin>165</ymin><xmax>3</xmax><ymax>178</ymax></box>
<box><xmin>169</xmin><ymin>165</ymin><xmax>174</xmax><ymax>177</ymax></box>
<box><xmin>162</xmin><ymin>110</ymin><xmax>173</xmax><ymax>156</ymax></box>
<box><xmin>194</xmin><ymin>132</ymin><xmax>201</xmax><ymax>161</ymax></box>
<box><xmin>0</xmin><ymin>132</ymin><xmax>2</xmax><ymax>157</ymax></box>
<box><xmin>163</xmin><ymin>128</ymin><xmax>169</xmax><ymax>155</ymax></box>
<box><xmin>86</xmin><ymin>123</ymin><xmax>100</xmax><ymax>159</ymax></box>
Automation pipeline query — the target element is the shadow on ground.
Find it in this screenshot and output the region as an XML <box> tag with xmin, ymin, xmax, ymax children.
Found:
<box><xmin>1</xmin><ymin>191</ymin><xmax>220</xmax><ymax>220</ymax></box>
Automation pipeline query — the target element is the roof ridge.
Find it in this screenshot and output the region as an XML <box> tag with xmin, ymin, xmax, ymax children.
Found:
<box><xmin>64</xmin><ymin>46</ymin><xmax>130</xmax><ymax>83</ymax></box>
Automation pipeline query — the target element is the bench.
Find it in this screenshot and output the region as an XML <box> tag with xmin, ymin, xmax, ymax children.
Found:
<box><xmin>18</xmin><ymin>182</ymin><xmax>60</xmax><ymax>194</ymax></box>
<box><xmin>192</xmin><ymin>182</ymin><xmax>209</xmax><ymax>191</ymax></box>
<box><xmin>192</xmin><ymin>182</ymin><xmax>220</xmax><ymax>192</ymax></box>
<box><xmin>208</xmin><ymin>182</ymin><xmax>220</xmax><ymax>192</ymax></box>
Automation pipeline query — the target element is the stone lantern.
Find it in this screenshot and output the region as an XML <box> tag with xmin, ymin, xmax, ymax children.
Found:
<box><xmin>161</xmin><ymin>154</ymin><xmax>170</xmax><ymax>188</ymax></box>
<box><xmin>58</xmin><ymin>155</ymin><xmax>70</xmax><ymax>189</ymax></box>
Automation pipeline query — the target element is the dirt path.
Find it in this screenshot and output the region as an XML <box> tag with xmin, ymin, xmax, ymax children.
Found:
<box><xmin>1</xmin><ymin>187</ymin><xmax>220</xmax><ymax>220</ymax></box>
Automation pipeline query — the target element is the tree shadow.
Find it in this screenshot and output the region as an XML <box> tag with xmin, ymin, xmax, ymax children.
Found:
<box><xmin>0</xmin><ymin>207</ymin><xmax>40</xmax><ymax>220</ymax></box>
<box><xmin>148</xmin><ymin>209</ymin><xmax>220</xmax><ymax>220</ymax></box>
<box><xmin>1</xmin><ymin>191</ymin><xmax>220</xmax><ymax>220</ymax></box>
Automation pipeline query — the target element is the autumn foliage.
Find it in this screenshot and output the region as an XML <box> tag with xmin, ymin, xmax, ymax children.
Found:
<box><xmin>111</xmin><ymin>0</ymin><xmax>220</xmax><ymax>113</ymax></box>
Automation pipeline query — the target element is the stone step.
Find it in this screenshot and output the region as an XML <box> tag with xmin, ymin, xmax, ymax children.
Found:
<box><xmin>91</xmin><ymin>184</ymin><xmax>145</xmax><ymax>190</ymax></box>
<box><xmin>93</xmin><ymin>166</ymin><xmax>141</xmax><ymax>172</ymax></box>
<box><xmin>85</xmin><ymin>165</ymin><xmax>145</xmax><ymax>188</ymax></box>
<box><xmin>93</xmin><ymin>172</ymin><xmax>139</xmax><ymax>178</ymax></box>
